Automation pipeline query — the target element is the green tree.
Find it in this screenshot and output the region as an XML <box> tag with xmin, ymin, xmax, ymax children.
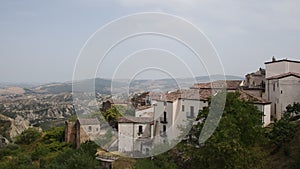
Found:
<box><xmin>42</xmin><ymin>127</ymin><xmax>65</xmax><ymax>144</ymax></box>
<box><xmin>45</xmin><ymin>141</ymin><xmax>98</xmax><ymax>169</ymax></box>
<box><xmin>268</xmin><ymin>103</ymin><xmax>298</xmax><ymax>149</ymax></box>
<box><xmin>15</xmin><ymin>128</ymin><xmax>42</xmax><ymax>145</ymax></box>
<box><xmin>102</xmin><ymin>105</ymin><xmax>123</xmax><ymax>128</ymax></box>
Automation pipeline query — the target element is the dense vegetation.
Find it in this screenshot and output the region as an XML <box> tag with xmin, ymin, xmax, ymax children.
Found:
<box><xmin>1</xmin><ymin>93</ymin><xmax>300</xmax><ymax>168</ymax></box>
<box><xmin>0</xmin><ymin>127</ymin><xmax>99</xmax><ymax>169</ymax></box>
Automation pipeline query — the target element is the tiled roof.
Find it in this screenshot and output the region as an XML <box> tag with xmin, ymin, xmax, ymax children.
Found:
<box><xmin>266</xmin><ymin>72</ymin><xmax>300</xmax><ymax>80</ymax></box>
<box><xmin>118</xmin><ymin>116</ymin><xmax>153</xmax><ymax>123</ymax></box>
<box><xmin>238</xmin><ymin>90</ymin><xmax>271</xmax><ymax>104</ymax></box>
<box><xmin>150</xmin><ymin>89</ymin><xmax>211</xmax><ymax>102</ymax></box>
<box><xmin>78</xmin><ymin>118</ymin><xmax>100</xmax><ymax>125</ymax></box>
<box><xmin>199</xmin><ymin>89</ymin><xmax>212</xmax><ymax>100</ymax></box>
<box><xmin>149</xmin><ymin>92</ymin><xmax>166</xmax><ymax>100</ymax></box>
<box><xmin>136</xmin><ymin>105</ymin><xmax>152</xmax><ymax>110</ymax></box>
<box><xmin>193</xmin><ymin>80</ymin><xmax>242</xmax><ymax>90</ymax></box>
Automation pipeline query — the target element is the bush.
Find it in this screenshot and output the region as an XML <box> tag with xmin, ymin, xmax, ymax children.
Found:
<box><xmin>15</xmin><ymin>128</ymin><xmax>42</xmax><ymax>145</ymax></box>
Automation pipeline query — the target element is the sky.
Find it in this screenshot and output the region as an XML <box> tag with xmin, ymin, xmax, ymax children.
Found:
<box><xmin>1</xmin><ymin>0</ymin><xmax>300</xmax><ymax>83</ymax></box>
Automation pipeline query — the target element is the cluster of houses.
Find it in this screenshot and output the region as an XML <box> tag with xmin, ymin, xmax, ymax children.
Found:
<box><xmin>65</xmin><ymin>57</ymin><xmax>300</xmax><ymax>157</ymax></box>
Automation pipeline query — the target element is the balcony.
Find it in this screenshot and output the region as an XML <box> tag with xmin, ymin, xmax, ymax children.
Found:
<box><xmin>160</xmin><ymin>117</ymin><xmax>168</xmax><ymax>124</ymax></box>
<box><xmin>186</xmin><ymin>112</ymin><xmax>195</xmax><ymax>119</ymax></box>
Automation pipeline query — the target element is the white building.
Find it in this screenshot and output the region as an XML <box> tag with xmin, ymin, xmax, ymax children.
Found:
<box><xmin>117</xmin><ymin>89</ymin><xmax>209</xmax><ymax>155</ymax></box>
<box><xmin>118</xmin><ymin>116</ymin><xmax>154</xmax><ymax>154</ymax></box>
<box><xmin>265</xmin><ymin>58</ymin><xmax>300</xmax><ymax>120</ymax></box>
<box><xmin>151</xmin><ymin>89</ymin><xmax>209</xmax><ymax>143</ymax></box>
<box><xmin>117</xmin><ymin>79</ymin><xmax>272</xmax><ymax>155</ymax></box>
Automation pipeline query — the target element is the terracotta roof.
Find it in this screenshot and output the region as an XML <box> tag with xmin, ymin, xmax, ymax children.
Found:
<box><xmin>193</xmin><ymin>80</ymin><xmax>242</xmax><ymax>90</ymax></box>
<box><xmin>118</xmin><ymin>116</ymin><xmax>153</xmax><ymax>123</ymax></box>
<box><xmin>266</xmin><ymin>72</ymin><xmax>300</xmax><ymax>80</ymax></box>
<box><xmin>199</xmin><ymin>89</ymin><xmax>212</xmax><ymax>100</ymax></box>
<box><xmin>136</xmin><ymin>105</ymin><xmax>152</xmax><ymax>111</ymax></box>
<box><xmin>150</xmin><ymin>89</ymin><xmax>211</xmax><ymax>102</ymax></box>
<box><xmin>149</xmin><ymin>92</ymin><xmax>166</xmax><ymax>101</ymax></box>
<box><xmin>78</xmin><ymin>118</ymin><xmax>100</xmax><ymax>125</ymax></box>
<box><xmin>167</xmin><ymin>89</ymin><xmax>210</xmax><ymax>101</ymax></box>
<box><xmin>238</xmin><ymin>90</ymin><xmax>271</xmax><ymax>104</ymax></box>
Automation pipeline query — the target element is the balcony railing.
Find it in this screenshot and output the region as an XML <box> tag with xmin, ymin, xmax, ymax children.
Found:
<box><xmin>160</xmin><ymin>117</ymin><xmax>168</xmax><ymax>124</ymax></box>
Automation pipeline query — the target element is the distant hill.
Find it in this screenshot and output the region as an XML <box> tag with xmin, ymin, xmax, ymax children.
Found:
<box><xmin>29</xmin><ymin>75</ymin><xmax>243</xmax><ymax>94</ymax></box>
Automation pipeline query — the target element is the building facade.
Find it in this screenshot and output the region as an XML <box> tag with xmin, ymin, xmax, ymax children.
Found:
<box><xmin>265</xmin><ymin>58</ymin><xmax>300</xmax><ymax>120</ymax></box>
<box><xmin>65</xmin><ymin>118</ymin><xmax>101</xmax><ymax>148</ymax></box>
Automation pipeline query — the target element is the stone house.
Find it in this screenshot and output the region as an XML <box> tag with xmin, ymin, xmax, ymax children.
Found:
<box><xmin>242</xmin><ymin>68</ymin><xmax>266</xmax><ymax>98</ymax></box>
<box><xmin>244</xmin><ymin>68</ymin><xmax>266</xmax><ymax>89</ymax></box>
<box><xmin>150</xmin><ymin>89</ymin><xmax>209</xmax><ymax>143</ymax></box>
<box><xmin>65</xmin><ymin>118</ymin><xmax>100</xmax><ymax>148</ymax></box>
<box><xmin>118</xmin><ymin>116</ymin><xmax>154</xmax><ymax>154</ymax></box>
<box><xmin>265</xmin><ymin>58</ymin><xmax>300</xmax><ymax>120</ymax></box>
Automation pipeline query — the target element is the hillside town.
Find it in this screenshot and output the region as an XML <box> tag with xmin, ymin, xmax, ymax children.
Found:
<box><xmin>1</xmin><ymin>57</ymin><xmax>300</xmax><ymax>169</ymax></box>
<box><xmin>63</xmin><ymin>57</ymin><xmax>300</xmax><ymax>166</ymax></box>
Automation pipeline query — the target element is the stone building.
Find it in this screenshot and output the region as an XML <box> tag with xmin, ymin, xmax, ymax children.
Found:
<box><xmin>265</xmin><ymin>58</ymin><xmax>300</xmax><ymax>120</ymax></box>
<box><xmin>65</xmin><ymin>118</ymin><xmax>100</xmax><ymax>148</ymax></box>
<box><xmin>242</xmin><ymin>68</ymin><xmax>266</xmax><ymax>98</ymax></box>
<box><xmin>118</xmin><ymin>116</ymin><xmax>154</xmax><ymax>154</ymax></box>
<box><xmin>244</xmin><ymin>68</ymin><xmax>266</xmax><ymax>89</ymax></box>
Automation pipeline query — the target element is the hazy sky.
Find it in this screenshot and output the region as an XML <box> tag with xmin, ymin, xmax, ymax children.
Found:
<box><xmin>1</xmin><ymin>0</ymin><xmax>300</xmax><ymax>83</ymax></box>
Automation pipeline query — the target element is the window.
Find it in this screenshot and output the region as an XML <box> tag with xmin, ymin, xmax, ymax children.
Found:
<box><xmin>163</xmin><ymin>125</ymin><xmax>166</xmax><ymax>132</ymax></box>
<box><xmin>273</xmin><ymin>83</ymin><xmax>275</xmax><ymax>91</ymax></box>
<box><xmin>182</xmin><ymin>105</ymin><xmax>185</xmax><ymax>112</ymax></box>
<box><xmin>88</xmin><ymin>126</ymin><xmax>92</xmax><ymax>132</ymax></box>
<box><xmin>96</xmin><ymin>128</ymin><xmax>99</xmax><ymax>132</ymax></box>
<box><xmin>163</xmin><ymin>111</ymin><xmax>167</xmax><ymax>121</ymax></box>
<box><xmin>138</xmin><ymin>125</ymin><xmax>143</xmax><ymax>135</ymax></box>
<box><xmin>164</xmin><ymin>101</ymin><xmax>167</xmax><ymax>106</ymax></box>
<box><xmin>190</xmin><ymin>106</ymin><xmax>194</xmax><ymax>117</ymax></box>
<box><xmin>281</xmin><ymin>90</ymin><xmax>283</xmax><ymax>94</ymax></box>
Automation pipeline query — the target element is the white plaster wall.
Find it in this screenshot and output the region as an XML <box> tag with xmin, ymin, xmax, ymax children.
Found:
<box><xmin>279</xmin><ymin>76</ymin><xmax>300</xmax><ymax>115</ymax></box>
<box><xmin>266</xmin><ymin>61</ymin><xmax>300</xmax><ymax>78</ymax></box>
<box><xmin>288</xmin><ymin>62</ymin><xmax>300</xmax><ymax>74</ymax></box>
<box><xmin>266</xmin><ymin>62</ymin><xmax>288</xmax><ymax>78</ymax></box>
<box><xmin>170</xmin><ymin>99</ymin><xmax>208</xmax><ymax>142</ymax></box>
<box><xmin>263</xmin><ymin>104</ymin><xmax>271</xmax><ymax>127</ymax></box>
<box><xmin>118</xmin><ymin>122</ymin><xmax>151</xmax><ymax>152</ymax></box>
<box><xmin>266</xmin><ymin>79</ymin><xmax>281</xmax><ymax>119</ymax></box>
<box><xmin>118</xmin><ymin>123</ymin><xmax>134</xmax><ymax>152</ymax></box>
<box><xmin>152</xmin><ymin>100</ymin><xmax>165</xmax><ymax>120</ymax></box>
